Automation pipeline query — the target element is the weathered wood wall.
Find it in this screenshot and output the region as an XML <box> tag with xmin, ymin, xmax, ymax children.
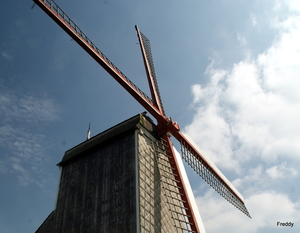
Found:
<box><xmin>36</xmin><ymin>113</ymin><xmax>179</xmax><ymax>233</ymax></box>
<box><xmin>137</xmin><ymin>129</ymin><xmax>178</xmax><ymax>233</ymax></box>
<box><xmin>36</xmin><ymin>131</ymin><xmax>137</xmax><ymax>233</ymax></box>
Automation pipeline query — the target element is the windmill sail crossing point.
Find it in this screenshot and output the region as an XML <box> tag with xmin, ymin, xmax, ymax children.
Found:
<box><xmin>33</xmin><ymin>0</ymin><xmax>251</xmax><ymax>232</ymax></box>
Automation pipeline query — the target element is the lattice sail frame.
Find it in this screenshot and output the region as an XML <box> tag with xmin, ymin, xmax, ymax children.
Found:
<box><xmin>136</xmin><ymin>28</ymin><xmax>166</xmax><ymax>116</ymax></box>
<box><xmin>180</xmin><ymin>139</ymin><xmax>251</xmax><ymax>218</ymax></box>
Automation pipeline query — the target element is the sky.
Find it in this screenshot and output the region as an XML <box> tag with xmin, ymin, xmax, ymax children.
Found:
<box><xmin>0</xmin><ymin>0</ymin><xmax>299</xmax><ymax>232</ymax></box>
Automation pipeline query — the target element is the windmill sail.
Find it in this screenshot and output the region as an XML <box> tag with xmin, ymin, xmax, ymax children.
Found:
<box><xmin>179</xmin><ymin>133</ymin><xmax>251</xmax><ymax>218</ymax></box>
<box><xmin>134</xmin><ymin>28</ymin><xmax>250</xmax><ymax>217</ymax></box>
<box><xmin>136</xmin><ymin>26</ymin><xmax>166</xmax><ymax>116</ymax></box>
<box><xmin>32</xmin><ymin>0</ymin><xmax>165</xmax><ymax>120</ymax></box>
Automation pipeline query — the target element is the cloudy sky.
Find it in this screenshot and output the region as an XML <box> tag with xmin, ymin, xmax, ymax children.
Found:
<box><xmin>1</xmin><ymin>0</ymin><xmax>299</xmax><ymax>232</ymax></box>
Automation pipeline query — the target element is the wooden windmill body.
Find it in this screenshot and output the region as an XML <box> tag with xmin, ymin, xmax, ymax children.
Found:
<box><xmin>33</xmin><ymin>1</ymin><xmax>251</xmax><ymax>232</ymax></box>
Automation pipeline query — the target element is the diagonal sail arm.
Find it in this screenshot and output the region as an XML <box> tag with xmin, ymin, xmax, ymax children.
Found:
<box><xmin>178</xmin><ymin>132</ymin><xmax>251</xmax><ymax>218</ymax></box>
<box><xmin>33</xmin><ymin>0</ymin><xmax>164</xmax><ymax>120</ymax></box>
<box><xmin>135</xmin><ymin>26</ymin><xmax>166</xmax><ymax>116</ymax></box>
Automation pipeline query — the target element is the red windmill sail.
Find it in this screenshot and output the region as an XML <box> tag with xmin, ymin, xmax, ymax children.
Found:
<box><xmin>33</xmin><ymin>0</ymin><xmax>251</xmax><ymax>232</ymax></box>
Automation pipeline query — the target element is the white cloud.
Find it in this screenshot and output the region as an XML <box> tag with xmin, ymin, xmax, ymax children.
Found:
<box><xmin>0</xmin><ymin>91</ymin><xmax>60</xmax><ymax>124</ymax></box>
<box><xmin>237</xmin><ymin>33</ymin><xmax>247</xmax><ymax>46</ymax></box>
<box><xmin>185</xmin><ymin>2</ymin><xmax>300</xmax><ymax>232</ymax></box>
<box><xmin>1</xmin><ymin>51</ymin><xmax>13</xmax><ymax>61</ymax></box>
<box><xmin>274</xmin><ymin>0</ymin><xmax>300</xmax><ymax>13</ymax></box>
<box><xmin>0</xmin><ymin>124</ymin><xmax>49</xmax><ymax>187</ymax></box>
<box><xmin>232</xmin><ymin>165</ymin><xmax>264</xmax><ymax>193</ymax></box>
<box><xmin>266</xmin><ymin>163</ymin><xmax>298</xmax><ymax>179</ymax></box>
<box><xmin>0</xmin><ymin>89</ymin><xmax>60</xmax><ymax>186</ymax></box>
<box><xmin>20</xmin><ymin>95</ymin><xmax>60</xmax><ymax>123</ymax></box>
<box><xmin>197</xmin><ymin>190</ymin><xmax>300</xmax><ymax>233</ymax></box>
<box><xmin>185</xmin><ymin>4</ymin><xmax>300</xmax><ymax>168</ymax></box>
<box><xmin>250</xmin><ymin>14</ymin><xmax>257</xmax><ymax>27</ymax></box>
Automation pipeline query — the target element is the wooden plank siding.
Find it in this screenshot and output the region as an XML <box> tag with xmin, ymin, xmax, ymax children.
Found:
<box><xmin>36</xmin><ymin>113</ymin><xmax>177</xmax><ymax>232</ymax></box>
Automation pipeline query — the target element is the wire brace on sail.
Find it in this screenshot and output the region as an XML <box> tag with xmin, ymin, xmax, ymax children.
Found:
<box><xmin>180</xmin><ymin>141</ymin><xmax>251</xmax><ymax>218</ymax></box>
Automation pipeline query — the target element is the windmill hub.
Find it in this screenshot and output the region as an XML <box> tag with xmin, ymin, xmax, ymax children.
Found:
<box><xmin>156</xmin><ymin>117</ymin><xmax>180</xmax><ymax>137</ymax></box>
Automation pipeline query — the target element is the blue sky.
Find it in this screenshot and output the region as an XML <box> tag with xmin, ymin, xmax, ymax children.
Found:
<box><xmin>1</xmin><ymin>0</ymin><xmax>299</xmax><ymax>232</ymax></box>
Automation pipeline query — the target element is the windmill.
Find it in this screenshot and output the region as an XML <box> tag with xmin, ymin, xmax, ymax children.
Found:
<box><xmin>33</xmin><ymin>0</ymin><xmax>251</xmax><ymax>232</ymax></box>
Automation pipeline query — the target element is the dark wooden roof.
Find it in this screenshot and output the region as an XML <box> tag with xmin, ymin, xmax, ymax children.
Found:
<box><xmin>58</xmin><ymin>112</ymin><xmax>157</xmax><ymax>166</ymax></box>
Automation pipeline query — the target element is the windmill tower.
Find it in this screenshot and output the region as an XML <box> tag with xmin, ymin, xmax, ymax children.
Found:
<box><xmin>33</xmin><ymin>0</ymin><xmax>251</xmax><ymax>232</ymax></box>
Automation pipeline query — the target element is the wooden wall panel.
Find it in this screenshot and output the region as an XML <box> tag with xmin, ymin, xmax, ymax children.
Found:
<box><xmin>36</xmin><ymin>132</ymin><xmax>137</xmax><ymax>233</ymax></box>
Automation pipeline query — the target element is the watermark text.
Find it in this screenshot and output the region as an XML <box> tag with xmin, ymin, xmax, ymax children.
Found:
<box><xmin>277</xmin><ymin>221</ymin><xmax>294</xmax><ymax>227</ymax></box>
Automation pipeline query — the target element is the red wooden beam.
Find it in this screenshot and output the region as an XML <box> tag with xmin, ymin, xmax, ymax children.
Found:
<box><xmin>33</xmin><ymin>0</ymin><xmax>165</xmax><ymax>123</ymax></box>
